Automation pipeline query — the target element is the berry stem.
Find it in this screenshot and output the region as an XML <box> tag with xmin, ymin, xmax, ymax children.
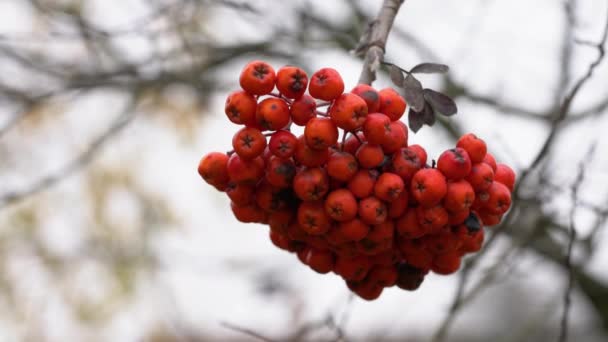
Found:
<box><xmin>340</xmin><ymin>130</ymin><xmax>348</xmax><ymax>151</ymax></box>
<box><xmin>267</xmin><ymin>92</ymin><xmax>294</xmax><ymax>104</ymax></box>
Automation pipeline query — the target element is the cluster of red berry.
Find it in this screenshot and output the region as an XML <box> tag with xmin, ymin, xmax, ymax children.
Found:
<box><xmin>197</xmin><ymin>61</ymin><xmax>516</xmax><ymax>300</ymax></box>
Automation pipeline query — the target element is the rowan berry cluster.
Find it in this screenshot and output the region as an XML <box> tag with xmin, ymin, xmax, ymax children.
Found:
<box><xmin>197</xmin><ymin>60</ymin><xmax>516</xmax><ymax>300</ymax></box>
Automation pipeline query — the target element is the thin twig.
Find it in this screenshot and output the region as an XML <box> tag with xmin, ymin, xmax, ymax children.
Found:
<box><xmin>0</xmin><ymin>96</ymin><xmax>139</xmax><ymax>209</ymax></box>
<box><xmin>220</xmin><ymin>321</ymin><xmax>277</xmax><ymax>342</ymax></box>
<box><xmin>559</xmin><ymin>143</ymin><xmax>596</xmax><ymax>342</ymax></box>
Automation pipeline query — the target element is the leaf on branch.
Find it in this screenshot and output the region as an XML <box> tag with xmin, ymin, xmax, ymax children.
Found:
<box><xmin>403</xmin><ymin>74</ymin><xmax>424</xmax><ymax>112</ymax></box>
<box><xmin>389</xmin><ymin>64</ymin><xmax>405</xmax><ymax>87</ymax></box>
<box><xmin>408</xmin><ymin>110</ymin><xmax>424</xmax><ymax>133</ymax></box>
<box><xmin>421</xmin><ymin>102</ymin><xmax>436</xmax><ymax>125</ymax></box>
<box><xmin>410</xmin><ymin>63</ymin><xmax>449</xmax><ymax>74</ymax></box>
<box><xmin>423</xmin><ymin>89</ymin><xmax>457</xmax><ymax>116</ymax></box>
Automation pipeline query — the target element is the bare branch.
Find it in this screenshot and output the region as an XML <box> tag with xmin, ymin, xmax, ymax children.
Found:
<box><xmin>518</xmin><ymin>3</ymin><xmax>608</xmax><ymax>186</ymax></box>
<box><xmin>0</xmin><ymin>96</ymin><xmax>139</xmax><ymax>209</ymax></box>
<box><xmin>355</xmin><ymin>0</ymin><xmax>405</xmax><ymax>85</ymax></box>
<box><xmin>559</xmin><ymin>143</ymin><xmax>596</xmax><ymax>342</ymax></box>
<box><xmin>220</xmin><ymin>321</ymin><xmax>277</xmax><ymax>342</ymax></box>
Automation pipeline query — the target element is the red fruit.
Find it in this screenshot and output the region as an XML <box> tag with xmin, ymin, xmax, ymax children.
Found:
<box><xmin>396</xmin><ymin>208</ymin><xmax>426</xmax><ymax>239</ymax></box>
<box><xmin>255</xmin><ymin>181</ymin><xmax>288</xmax><ymax>212</ymax></box>
<box><xmin>398</xmin><ymin>239</ymin><xmax>433</xmax><ymax>271</ymax></box>
<box><xmin>265</xmin><ymin>156</ymin><xmax>296</xmax><ymax>188</ymax></box>
<box><xmin>465</xmin><ymin>162</ymin><xmax>495</xmax><ymax>192</ymax></box>
<box><xmin>378</xmin><ymin>87</ymin><xmax>407</xmax><ymax>121</ymax></box>
<box><xmin>459</xmin><ymin>226</ymin><xmax>485</xmax><ymax>253</ymax></box>
<box><xmin>226</xmin><ymin>182</ymin><xmax>255</xmax><ymax>206</ymax></box>
<box><xmin>478</xmin><ymin>210</ymin><xmax>502</xmax><ymax>226</ymax></box>
<box><xmin>327</xmin><ymin>151</ymin><xmax>359</xmax><ymax>182</ymax></box>
<box><xmin>224</xmin><ymin>90</ymin><xmax>257</xmax><ymax>125</ymax></box>
<box><xmin>347</xmin><ymin>278</ymin><xmax>383</xmax><ymax>300</ymax></box>
<box><xmin>297</xmin><ymin>201</ymin><xmax>331</xmax><ymax>235</ymax></box>
<box><xmin>408</xmin><ymin>144</ymin><xmax>427</xmax><ymax>166</ymax></box>
<box><xmin>388</xmin><ymin>191</ymin><xmax>409</xmax><ymax>218</ymax></box>
<box><xmin>309</xmin><ymin>68</ymin><xmax>344</xmax><ymax>100</ymax></box>
<box><xmin>381</xmin><ymin>121</ymin><xmax>408</xmax><ymax>154</ymax></box>
<box><xmin>457</xmin><ymin>133</ymin><xmax>487</xmax><ymax>163</ymax></box>
<box><xmin>293</xmin><ymin>167</ymin><xmax>329</xmax><ymax>201</ymax></box>
<box><xmin>362</xmin><ymin>113</ymin><xmax>391</xmax><ymax>145</ymax></box>
<box><xmin>348</xmin><ymin>169</ymin><xmax>379</xmax><ymax>199</ymax></box>
<box><xmin>484</xmin><ymin>181</ymin><xmax>512</xmax><ymax>214</ymax></box>
<box><xmin>495</xmin><ymin>163</ymin><xmax>516</xmax><ymax>191</ymax></box>
<box><xmin>239</xmin><ymin>60</ymin><xmax>276</xmax><ymax>95</ymax></box>
<box><xmin>368</xmin><ymin>265</ymin><xmax>398</xmax><ymax>287</ymax></box>
<box><xmin>268</xmin><ymin>210</ymin><xmax>294</xmax><ymax>234</ymax></box>
<box><xmin>325</xmin><ymin>189</ymin><xmax>358</xmax><ymax>222</ymax></box>
<box><xmin>342</xmin><ymin>131</ymin><xmax>366</xmax><ymax>155</ymax></box>
<box><xmin>443</xmin><ymin>180</ymin><xmax>475</xmax><ymax>212</ymax></box>
<box><xmin>256</xmin><ymin>98</ymin><xmax>290</xmax><ymax>131</ymax></box>
<box><xmin>269</xmin><ymin>230</ymin><xmax>292</xmax><ymax>251</ymax></box>
<box><xmin>198</xmin><ymin>152</ymin><xmax>230</xmax><ymax>187</ymax></box>
<box><xmin>334</xmin><ymin>255</ymin><xmax>371</xmax><ymax>281</ymax></box>
<box><xmin>329</xmin><ymin>93</ymin><xmax>368</xmax><ymax>131</ymax></box>
<box><xmin>232</xmin><ymin>127</ymin><xmax>267</xmax><ymax>160</ymax></box>
<box><xmin>373</xmin><ymin>172</ymin><xmax>405</xmax><ymax>202</ymax></box>
<box><xmin>358</xmin><ymin>221</ymin><xmax>394</xmax><ymax>255</ymax></box>
<box><xmin>306</xmin><ymin>248</ymin><xmax>335</xmax><ymax>274</ymax></box>
<box><xmin>358</xmin><ymin>196</ymin><xmax>388</xmax><ymax>225</ymax></box>
<box><xmin>411</xmin><ymin>168</ymin><xmax>448</xmax><ymax>207</ymax></box>
<box><xmin>304</xmin><ymin>117</ymin><xmax>339</xmax><ymax>150</ymax></box>
<box><xmin>276</xmin><ymin>66</ymin><xmax>308</xmax><ymax>99</ymax></box>
<box><xmin>437</xmin><ymin>147</ymin><xmax>472</xmax><ymax>180</ymax></box>
<box><xmin>339</xmin><ymin>218</ymin><xmax>371</xmax><ymax>241</ymax></box>
<box><xmin>424</xmin><ymin>231</ymin><xmax>462</xmax><ymax>254</ymax></box>
<box><xmin>351</xmin><ymin>84</ymin><xmax>380</xmax><ymax>112</ymax></box>
<box><xmin>432</xmin><ymin>252</ymin><xmax>462</xmax><ymax>275</ymax></box>
<box><xmin>290</xmin><ymin>94</ymin><xmax>317</xmax><ymax>126</ymax></box>
<box><xmin>268</xmin><ymin>130</ymin><xmax>298</xmax><ymax>159</ymax></box>
<box><xmin>416</xmin><ymin>205</ymin><xmax>448</xmax><ymax>233</ymax></box>
<box><xmin>448</xmin><ymin>209</ymin><xmax>470</xmax><ymax>226</ymax></box>
<box><xmin>483</xmin><ymin>153</ymin><xmax>497</xmax><ymax>171</ymax></box>
<box><xmin>356</xmin><ymin>143</ymin><xmax>385</xmax><ymax>169</ymax></box>
<box><xmin>392</xmin><ymin>147</ymin><xmax>422</xmax><ymax>181</ymax></box>
<box><xmin>231</xmin><ymin>201</ymin><xmax>267</xmax><ymax>223</ymax></box>
<box><xmin>294</xmin><ymin>135</ymin><xmax>329</xmax><ymax>167</ymax></box>
<box><xmin>227</xmin><ymin>154</ymin><xmax>265</xmax><ymax>184</ymax></box>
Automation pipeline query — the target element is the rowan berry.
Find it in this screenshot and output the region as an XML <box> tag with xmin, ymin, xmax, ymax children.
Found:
<box><xmin>239</xmin><ymin>60</ymin><xmax>276</xmax><ymax>95</ymax></box>
<box><xmin>309</xmin><ymin>68</ymin><xmax>344</xmax><ymax>100</ymax></box>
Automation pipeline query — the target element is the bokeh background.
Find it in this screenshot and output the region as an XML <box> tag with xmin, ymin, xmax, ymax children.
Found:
<box><xmin>1</xmin><ymin>0</ymin><xmax>608</xmax><ymax>341</ymax></box>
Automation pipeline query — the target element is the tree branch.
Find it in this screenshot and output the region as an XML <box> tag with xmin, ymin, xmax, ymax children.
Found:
<box><xmin>0</xmin><ymin>96</ymin><xmax>139</xmax><ymax>209</ymax></box>
<box><xmin>355</xmin><ymin>0</ymin><xmax>405</xmax><ymax>85</ymax></box>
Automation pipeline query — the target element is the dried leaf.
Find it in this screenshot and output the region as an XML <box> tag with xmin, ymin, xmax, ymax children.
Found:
<box><xmin>465</xmin><ymin>212</ymin><xmax>482</xmax><ymax>232</ymax></box>
<box><xmin>423</xmin><ymin>89</ymin><xmax>457</xmax><ymax>116</ymax></box>
<box><xmin>403</xmin><ymin>74</ymin><xmax>424</xmax><ymax>112</ymax></box>
<box><xmin>389</xmin><ymin>64</ymin><xmax>404</xmax><ymax>87</ymax></box>
<box><xmin>410</xmin><ymin>63</ymin><xmax>449</xmax><ymax>74</ymax></box>
<box><xmin>408</xmin><ymin>110</ymin><xmax>424</xmax><ymax>133</ymax></box>
<box><xmin>422</xmin><ymin>102</ymin><xmax>436</xmax><ymax>125</ymax></box>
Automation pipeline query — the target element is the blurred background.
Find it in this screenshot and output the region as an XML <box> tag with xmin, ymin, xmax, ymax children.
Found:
<box><xmin>1</xmin><ymin>0</ymin><xmax>608</xmax><ymax>341</ymax></box>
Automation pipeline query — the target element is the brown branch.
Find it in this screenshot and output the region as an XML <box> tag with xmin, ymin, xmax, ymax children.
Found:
<box><xmin>355</xmin><ymin>0</ymin><xmax>405</xmax><ymax>85</ymax></box>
